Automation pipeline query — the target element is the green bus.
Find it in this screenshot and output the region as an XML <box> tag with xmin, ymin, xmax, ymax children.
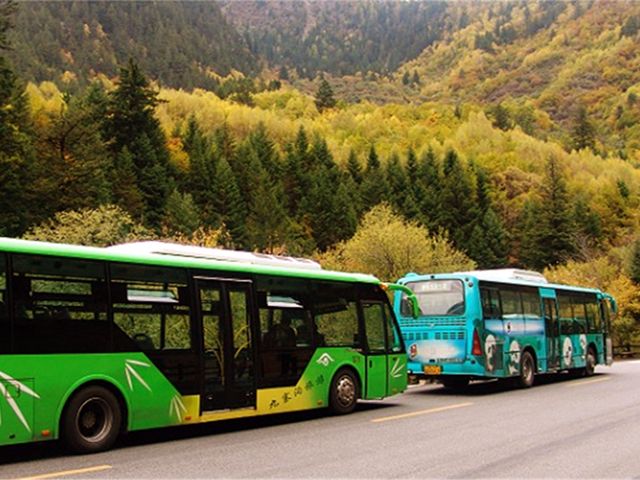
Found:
<box><xmin>0</xmin><ymin>238</ymin><xmax>407</xmax><ymax>453</ymax></box>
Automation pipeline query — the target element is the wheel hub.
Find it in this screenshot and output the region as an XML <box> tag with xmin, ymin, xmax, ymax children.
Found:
<box><xmin>336</xmin><ymin>376</ymin><xmax>355</xmax><ymax>406</ymax></box>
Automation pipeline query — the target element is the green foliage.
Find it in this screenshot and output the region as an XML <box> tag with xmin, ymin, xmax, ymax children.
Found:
<box><xmin>162</xmin><ymin>189</ymin><xmax>199</xmax><ymax>237</ymax></box>
<box><xmin>23</xmin><ymin>204</ymin><xmax>152</xmax><ymax>247</ymax></box>
<box><xmin>8</xmin><ymin>1</ymin><xmax>257</xmax><ymax>88</ymax></box>
<box><xmin>104</xmin><ymin>59</ymin><xmax>171</xmax><ymax>229</ymax></box>
<box><xmin>630</xmin><ymin>239</ymin><xmax>640</xmax><ymax>285</ymax></box>
<box><xmin>570</xmin><ymin>106</ymin><xmax>596</xmax><ymax>152</ymax></box>
<box><xmin>520</xmin><ymin>157</ymin><xmax>577</xmax><ymax>269</ymax></box>
<box><xmin>314</xmin><ymin>77</ymin><xmax>336</xmax><ymax>112</ymax></box>
<box><xmin>318</xmin><ymin>204</ymin><xmax>475</xmax><ymax>282</ymax></box>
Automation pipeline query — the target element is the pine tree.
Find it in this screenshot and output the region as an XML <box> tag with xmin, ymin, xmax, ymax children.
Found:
<box><xmin>360</xmin><ymin>145</ymin><xmax>389</xmax><ymax>208</ymax></box>
<box><xmin>0</xmin><ymin>1</ymin><xmax>36</xmax><ymax>235</ymax></box>
<box><xmin>111</xmin><ymin>148</ymin><xmax>145</xmax><ymax>218</ymax></box>
<box><xmin>570</xmin><ymin>105</ymin><xmax>596</xmax><ymax>152</ymax></box>
<box><xmin>490</xmin><ymin>103</ymin><xmax>512</xmax><ymax>131</ymax></box>
<box><xmin>385</xmin><ymin>153</ymin><xmax>409</xmax><ymax>214</ymax></box>
<box><xmin>314</xmin><ymin>76</ymin><xmax>336</xmax><ymax>111</ymax></box>
<box><xmin>540</xmin><ymin>156</ymin><xmax>576</xmax><ymax>265</ymax></box>
<box><xmin>346</xmin><ymin>149</ymin><xmax>363</xmax><ymax>185</ymax></box>
<box><xmin>415</xmin><ymin>147</ymin><xmax>441</xmax><ymax>231</ymax></box>
<box><xmin>162</xmin><ymin>189</ymin><xmax>200</xmax><ymax>236</ymax></box>
<box><xmin>436</xmin><ymin>149</ymin><xmax>478</xmax><ymax>253</ymax></box>
<box><xmin>522</xmin><ymin>157</ymin><xmax>577</xmax><ymax>269</ymax></box>
<box><xmin>630</xmin><ymin>239</ymin><xmax>640</xmax><ymax>285</ymax></box>
<box><xmin>211</xmin><ymin>157</ymin><xmax>247</xmax><ymax>247</ymax></box>
<box><xmin>104</xmin><ymin>58</ymin><xmax>171</xmax><ymax>229</ymax></box>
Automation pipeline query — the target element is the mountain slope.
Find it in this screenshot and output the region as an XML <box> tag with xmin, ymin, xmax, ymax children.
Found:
<box><xmin>396</xmin><ymin>1</ymin><xmax>640</xmax><ymax>158</ymax></box>
<box><xmin>8</xmin><ymin>1</ymin><xmax>258</xmax><ymax>88</ymax></box>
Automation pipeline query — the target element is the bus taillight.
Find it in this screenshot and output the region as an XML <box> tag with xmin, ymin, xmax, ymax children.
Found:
<box><xmin>472</xmin><ymin>328</ymin><xmax>482</xmax><ymax>356</ymax></box>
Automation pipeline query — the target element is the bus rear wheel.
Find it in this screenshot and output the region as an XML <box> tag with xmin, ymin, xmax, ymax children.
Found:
<box><xmin>584</xmin><ymin>347</ymin><xmax>597</xmax><ymax>377</ymax></box>
<box><xmin>329</xmin><ymin>369</ymin><xmax>358</xmax><ymax>415</ymax></box>
<box><xmin>517</xmin><ymin>351</ymin><xmax>535</xmax><ymax>388</ymax></box>
<box><xmin>62</xmin><ymin>385</ymin><xmax>122</xmax><ymax>453</ymax></box>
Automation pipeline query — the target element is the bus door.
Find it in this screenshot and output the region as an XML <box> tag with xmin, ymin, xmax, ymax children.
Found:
<box><xmin>196</xmin><ymin>278</ymin><xmax>256</xmax><ymax>412</ymax></box>
<box><xmin>541</xmin><ymin>290</ymin><xmax>560</xmax><ymax>370</ymax></box>
<box><xmin>362</xmin><ymin>301</ymin><xmax>389</xmax><ymax>398</ymax></box>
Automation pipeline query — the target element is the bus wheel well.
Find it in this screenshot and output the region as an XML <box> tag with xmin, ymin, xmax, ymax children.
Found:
<box><xmin>522</xmin><ymin>347</ymin><xmax>538</xmax><ymax>373</ymax></box>
<box><xmin>60</xmin><ymin>380</ymin><xmax>128</xmax><ymax>436</ymax></box>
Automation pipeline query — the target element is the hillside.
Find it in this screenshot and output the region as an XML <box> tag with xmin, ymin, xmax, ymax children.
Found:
<box><xmin>8</xmin><ymin>1</ymin><xmax>258</xmax><ymax>89</ymax></box>
<box><xmin>219</xmin><ymin>0</ymin><xmax>449</xmax><ymax>78</ymax></box>
<box><xmin>395</xmin><ymin>1</ymin><xmax>640</xmax><ymax>160</ymax></box>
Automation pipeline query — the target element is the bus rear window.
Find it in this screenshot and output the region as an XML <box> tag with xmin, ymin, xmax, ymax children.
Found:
<box><xmin>404</xmin><ymin>280</ymin><xmax>465</xmax><ymax>316</ymax></box>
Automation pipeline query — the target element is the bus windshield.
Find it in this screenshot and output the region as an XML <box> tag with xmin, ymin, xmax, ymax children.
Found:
<box><xmin>404</xmin><ymin>280</ymin><xmax>465</xmax><ymax>316</ymax></box>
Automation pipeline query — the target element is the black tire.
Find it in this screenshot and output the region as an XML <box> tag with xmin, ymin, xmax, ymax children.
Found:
<box><xmin>329</xmin><ymin>368</ymin><xmax>359</xmax><ymax>415</ymax></box>
<box><xmin>517</xmin><ymin>351</ymin><xmax>535</xmax><ymax>388</ymax></box>
<box><xmin>584</xmin><ymin>347</ymin><xmax>597</xmax><ymax>377</ymax></box>
<box><xmin>441</xmin><ymin>376</ymin><xmax>469</xmax><ymax>391</ymax></box>
<box><xmin>61</xmin><ymin>385</ymin><xmax>122</xmax><ymax>454</ymax></box>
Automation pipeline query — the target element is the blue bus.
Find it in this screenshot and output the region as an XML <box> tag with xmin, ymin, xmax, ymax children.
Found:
<box><xmin>393</xmin><ymin>269</ymin><xmax>616</xmax><ymax>388</ymax></box>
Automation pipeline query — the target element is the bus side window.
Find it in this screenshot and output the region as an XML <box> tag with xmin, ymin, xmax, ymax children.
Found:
<box><xmin>11</xmin><ymin>254</ymin><xmax>109</xmax><ymax>354</ymax></box>
<box><xmin>481</xmin><ymin>288</ymin><xmax>501</xmax><ymax>319</ymax></box>
<box><xmin>110</xmin><ymin>264</ymin><xmax>192</xmax><ymax>352</ymax></box>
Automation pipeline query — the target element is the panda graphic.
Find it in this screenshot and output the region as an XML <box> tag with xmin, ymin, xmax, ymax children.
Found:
<box><xmin>563</xmin><ymin>337</ymin><xmax>573</xmax><ymax>368</ymax></box>
<box><xmin>484</xmin><ymin>334</ymin><xmax>497</xmax><ymax>372</ymax></box>
<box><xmin>507</xmin><ymin>339</ymin><xmax>521</xmax><ymax>375</ymax></box>
<box><xmin>579</xmin><ymin>334</ymin><xmax>587</xmax><ymax>360</ymax></box>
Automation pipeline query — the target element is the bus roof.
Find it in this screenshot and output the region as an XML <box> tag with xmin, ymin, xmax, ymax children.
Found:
<box><xmin>398</xmin><ymin>269</ymin><xmax>603</xmax><ymax>295</ymax></box>
<box><xmin>0</xmin><ymin>237</ymin><xmax>379</xmax><ymax>285</ymax></box>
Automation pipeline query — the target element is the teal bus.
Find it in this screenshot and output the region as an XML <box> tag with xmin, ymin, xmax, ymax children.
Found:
<box><xmin>0</xmin><ymin>238</ymin><xmax>407</xmax><ymax>453</ymax></box>
<box><xmin>393</xmin><ymin>269</ymin><xmax>616</xmax><ymax>389</ymax></box>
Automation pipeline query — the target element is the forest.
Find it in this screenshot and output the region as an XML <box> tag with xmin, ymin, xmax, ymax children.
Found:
<box><xmin>1</xmin><ymin>1</ymin><xmax>640</xmax><ymax>345</ymax></box>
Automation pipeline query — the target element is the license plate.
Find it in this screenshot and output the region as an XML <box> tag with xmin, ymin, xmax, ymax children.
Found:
<box><xmin>423</xmin><ymin>365</ymin><xmax>442</xmax><ymax>375</ymax></box>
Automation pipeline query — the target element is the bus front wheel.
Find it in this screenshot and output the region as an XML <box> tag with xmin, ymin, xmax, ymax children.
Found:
<box><xmin>517</xmin><ymin>351</ymin><xmax>535</xmax><ymax>388</ymax></box>
<box><xmin>329</xmin><ymin>368</ymin><xmax>359</xmax><ymax>415</ymax></box>
<box><xmin>61</xmin><ymin>385</ymin><xmax>122</xmax><ymax>453</ymax></box>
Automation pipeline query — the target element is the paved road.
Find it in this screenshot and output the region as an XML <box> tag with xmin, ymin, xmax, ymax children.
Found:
<box><xmin>3</xmin><ymin>361</ymin><xmax>640</xmax><ymax>479</ymax></box>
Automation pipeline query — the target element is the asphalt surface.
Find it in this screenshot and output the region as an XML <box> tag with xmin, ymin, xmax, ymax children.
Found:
<box><xmin>2</xmin><ymin>361</ymin><xmax>640</xmax><ymax>479</ymax></box>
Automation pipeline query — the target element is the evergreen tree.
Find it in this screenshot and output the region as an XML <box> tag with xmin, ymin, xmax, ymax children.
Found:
<box><xmin>570</xmin><ymin>105</ymin><xmax>596</xmax><ymax>152</ymax></box>
<box><xmin>162</xmin><ymin>189</ymin><xmax>200</xmax><ymax>236</ymax></box>
<box><xmin>385</xmin><ymin>153</ymin><xmax>409</xmax><ymax>214</ymax></box>
<box><xmin>630</xmin><ymin>239</ymin><xmax>640</xmax><ymax>285</ymax></box>
<box><xmin>360</xmin><ymin>145</ymin><xmax>389</xmax><ymax>208</ymax></box>
<box><xmin>211</xmin><ymin>156</ymin><xmax>247</xmax><ymax>247</ymax></box>
<box><xmin>490</xmin><ymin>103</ymin><xmax>512</xmax><ymax>131</ymax></box>
<box><xmin>33</xmin><ymin>89</ymin><xmax>111</xmax><ymax>215</ymax></box>
<box><xmin>346</xmin><ymin>149</ymin><xmax>363</xmax><ymax>185</ymax></box>
<box><xmin>415</xmin><ymin>147</ymin><xmax>441</xmax><ymax>231</ymax></box>
<box><xmin>412</xmin><ymin>70</ymin><xmax>420</xmax><ymax>85</ymax></box>
<box><xmin>244</xmin><ymin>151</ymin><xmax>294</xmax><ymax>253</ymax></box>
<box><xmin>314</xmin><ymin>76</ymin><xmax>336</xmax><ymax>111</ymax></box>
<box><xmin>573</xmin><ymin>197</ymin><xmax>602</xmax><ymax>248</ymax></box>
<box><xmin>104</xmin><ymin>58</ymin><xmax>171</xmax><ymax>229</ymax></box>
<box><xmin>401</xmin><ymin>148</ymin><xmax>420</xmax><ymax>220</ymax></box>
<box><xmin>402</xmin><ymin>71</ymin><xmax>410</xmax><ymax>85</ymax></box>
<box><xmin>521</xmin><ymin>157</ymin><xmax>577</xmax><ymax>269</ymax></box>
<box><xmin>517</xmin><ymin>200</ymin><xmax>544</xmax><ymax>269</ymax></box>
<box><xmin>111</xmin><ymin>148</ymin><xmax>145</xmax><ymax>218</ymax></box>
<box><xmin>0</xmin><ymin>1</ymin><xmax>36</xmax><ymax>235</ymax></box>
<box><xmin>538</xmin><ymin>156</ymin><xmax>577</xmax><ymax>266</ymax></box>
<box><xmin>436</xmin><ymin>149</ymin><xmax>478</xmax><ymax>253</ymax></box>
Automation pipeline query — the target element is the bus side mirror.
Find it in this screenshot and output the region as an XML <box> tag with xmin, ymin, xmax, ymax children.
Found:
<box><xmin>383</xmin><ymin>283</ymin><xmax>419</xmax><ymax>318</ymax></box>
